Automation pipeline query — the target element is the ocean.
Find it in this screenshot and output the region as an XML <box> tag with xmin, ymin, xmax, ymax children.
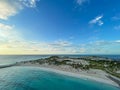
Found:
<box><xmin>0</xmin><ymin>55</ymin><xmax>120</xmax><ymax>90</ymax></box>
<box><xmin>0</xmin><ymin>55</ymin><xmax>49</xmax><ymax>65</ymax></box>
<box><xmin>0</xmin><ymin>66</ymin><xmax>119</xmax><ymax>90</ymax></box>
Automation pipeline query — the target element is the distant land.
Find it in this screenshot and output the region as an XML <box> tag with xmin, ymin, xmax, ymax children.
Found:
<box><xmin>15</xmin><ymin>55</ymin><xmax>120</xmax><ymax>87</ymax></box>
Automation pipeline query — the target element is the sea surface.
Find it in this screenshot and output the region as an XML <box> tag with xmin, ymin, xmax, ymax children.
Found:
<box><xmin>0</xmin><ymin>55</ymin><xmax>49</xmax><ymax>65</ymax></box>
<box><xmin>0</xmin><ymin>66</ymin><xmax>119</xmax><ymax>90</ymax></box>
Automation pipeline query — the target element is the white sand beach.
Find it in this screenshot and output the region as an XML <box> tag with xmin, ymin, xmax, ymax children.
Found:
<box><xmin>18</xmin><ymin>63</ymin><xmax>120</xmax><ymax>87</ymax></box>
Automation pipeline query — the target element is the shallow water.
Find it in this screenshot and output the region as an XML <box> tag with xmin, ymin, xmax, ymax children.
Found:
<box><xmin>0</xmin><ymin>66</ymin><xmax>119</xmax><ymax>90</ymax></box>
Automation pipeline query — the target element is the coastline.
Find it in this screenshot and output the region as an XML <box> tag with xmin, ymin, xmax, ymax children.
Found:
<box><xmin>0</xmin><ymin>63</ymin><xmax>16</xmax><ymax>68</ymax></box>
<box><xmin>17</xmin><ymin>63</ymin><xmax>120</xmax><ymax>88</ymax></box>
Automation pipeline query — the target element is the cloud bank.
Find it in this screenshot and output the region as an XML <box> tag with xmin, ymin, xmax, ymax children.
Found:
<box><xmin>0</xmin><ymin>0</ymin><xmax>39</xmax><ymax>20</ymax></box>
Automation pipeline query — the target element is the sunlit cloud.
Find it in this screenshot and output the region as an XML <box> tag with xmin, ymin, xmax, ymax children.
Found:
<box><xmin>0</xmin><ymin>23</ymin><xmax>19</xmax><ymax>41</ymax></box>
<box><xmin>49</xmin><ymin>40</ymin><xmax>72</xmax><ymax>47</ymax></box>
<box><xmin>115</xmin><ymin>40</ymin><xmax>120</xmax><ymax>43</ymax></box>
<box><xmin>0</xmin><ymin>0</ymin><xmax>39</xmax><ymax>20</ymax></box>
<box><xmin>89</xmin><ymin>15</ymin><xmax>104</xmax><ymax>26</ymax></box>
<box><xmin>0</xmin><ymin>0</ymin><xmax>20</xmax><ymax>20</ymax></box>
<box><xmin>79</xmin><ymin>48</ymin><xmax>86</xmax><ymax>53</ymax></box>
<box><xmin>0</xmin><ymin>23</ymin><xmax>119</xmax><ymax>54</ymax></box>
<box><xmin>19</xmin><ymin>0</ymin><xmax>40</xmax><ymax>8</ymax></box>
<box><xmin>0</xmin><ymin>1</ymin><xmax>119</xmax><ymax>55</ymax></box>
<box><xmin>0</xmin><ymin>23</ymin><xmax>24</xmax><ymax>50</ymax></box>
<box><xmin>0</xmin><ymin>25</ymin><xmax>75</xmax><ymax>54</ymax></box>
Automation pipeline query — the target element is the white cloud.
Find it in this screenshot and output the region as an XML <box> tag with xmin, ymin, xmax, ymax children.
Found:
<box><xmin>0</xmin><ymin>24</ymin><xmax>74</xmax><ymax>54</ymax></box>
<box><xmin>79</xmin><ymin>48</ymin><xmax>86</xmax><ymax>53</ymax></box>
<box><xmin>47</xmin><ymin>40</ymin><xmax>72</xmax><ymax>48</ymax></box>
<box><xmin>81</xmin><ymin>40</ymin><xmax>120</xmax><ymax>54</ymax></box>
<box><xmin>0</xmin><ymin>23</ymin><xmax>14</xmax><ymax>39</ymax></box>
<box><xmin>0</xmin><ymin>23</ymin><xmax>13</xmax><ymax>30</ymax></box>
<box><xmin>89</xmin><ymin>15</ymin><xmax>104</xmax><ymax>26</ymax></box>
<box><xmin>19</xmin><ymin>0</ymin><xmax>39</xmax><ymax>8</ymax></box>
<box><xmin>0</xmin><ymin>23</ymin><xmax>23</xmax><ymax>46</ymax></box>
<box><xmin>87</xmin><ymin>40</ymin><xmax>120</xmax><ymax>48</ymax></box>
<box><xmin>54</xmin><ymin>40</ymin><xmax>72</xmax><ymax>47</ymax></box>
<box><xmin>0</xmin><ymin>0</ymin><xmax>20</xmax><ymax>20</ymax></box>
<box><xmin>0</xmin><ymin>23</ymin><xmax>119</xmax><ymax>54</ymax></box>
<box><xmin>76</xmin><ymin>0</ymin><xmax>89</xmax><ymax>6</ymax></box>
<box><xmin>0</xmin><ymin>0</ymin><xmax>39</xmax><ymax>20</ymax></box>
<box><xmin>115</xmin><ymin>40</ymin><xmax>120</xmax><ymax>43</ymax></box>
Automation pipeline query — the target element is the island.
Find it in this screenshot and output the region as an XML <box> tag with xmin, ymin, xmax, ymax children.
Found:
<box><xmin>16</xmin><ymin>56</ymin><xmax>120</xmax><ymax>88</ymax></box>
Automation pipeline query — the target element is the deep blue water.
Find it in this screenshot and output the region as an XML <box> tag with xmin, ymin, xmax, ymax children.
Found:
<box><xmin>0</xmin><ymin>55</ymin><xmax>120</xmax><ymax>65</ymax></box>
<box><xmin>0</xmin><ymin>66</ymin><xmax>119</xmax><ymax>90</ymax></box>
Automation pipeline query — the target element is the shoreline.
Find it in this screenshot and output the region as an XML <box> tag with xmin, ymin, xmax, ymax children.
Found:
<box><xmin>17</xmin><ymin>64</ymin><xmax>120</xmax><ymax>88</ymax></box>
<box><xmin>0</xmin><ymin>63</ymin><xmax>16</xmax><ymax>68</ymax></box>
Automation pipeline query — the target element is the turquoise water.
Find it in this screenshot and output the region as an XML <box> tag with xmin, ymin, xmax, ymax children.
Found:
<box><xmin>0</xmin><ymin>66</ymin><xmax>119</xmax><ymax>90</ymax></box>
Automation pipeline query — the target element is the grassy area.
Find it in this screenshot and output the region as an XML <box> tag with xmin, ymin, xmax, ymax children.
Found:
<box><xmin>21</xmin><ymin>56</ymin><xmax>120</xmax><ymax>78</ymax></box>
<box><xmin>89</xmin><ymin>60</ymin><xmax>120</xmax><ymax>78</ymax></box>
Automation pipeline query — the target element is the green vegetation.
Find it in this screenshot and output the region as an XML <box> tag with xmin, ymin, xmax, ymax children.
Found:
<box><xmin>20</xmin><ymin>56</ymin><xmax>120</xmax><ymax>78</ymax></box>
<box><xmin>89</xmin><ymin>60</ymin><xmax>120</xmax><ymax>78</ymax></box>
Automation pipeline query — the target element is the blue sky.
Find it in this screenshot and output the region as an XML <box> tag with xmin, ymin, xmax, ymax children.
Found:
<box><xmin>0</xmin><ymin>0</ymin><xmax>120</xmax><ymax>54</ymax></box>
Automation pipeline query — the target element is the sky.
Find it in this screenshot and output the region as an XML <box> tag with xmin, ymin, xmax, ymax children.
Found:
<box><xmin>0</xmin><ymin>0</ymin><xmax>120</xmax><ymax>54</ymax></box>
